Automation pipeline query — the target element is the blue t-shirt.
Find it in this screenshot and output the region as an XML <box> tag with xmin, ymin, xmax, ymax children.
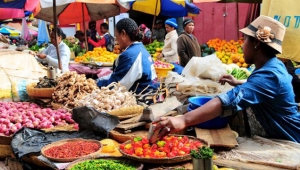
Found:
<box><xmin>97</xmin><ymin>42</ymin><xmax>159</xmax><ymax>93</ymax></box>
<box><xmin>218</xmin><ymin>57</ymin><xmax>300</xmax><ymax>142</ymax></box>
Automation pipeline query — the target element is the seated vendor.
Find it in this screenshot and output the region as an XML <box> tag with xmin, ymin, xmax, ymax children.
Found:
<box><xmin>154</xmin><ymin>15</ymin><xmax>300</xmax><ymax>143</ymax></box>
<box><xmin>30</xmin><ymin>27</ymin><xmax>70</xmax><ymax>73</ymax></box>
<box><xmin>96</xmin><ymin>18</ymin><xmax>158</xmax><ymax>94</ymax></box>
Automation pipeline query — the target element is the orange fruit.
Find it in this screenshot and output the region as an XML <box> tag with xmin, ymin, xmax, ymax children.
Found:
<box><xmin>239</xmin><ymin>57</ymin><xmax>245</xmax><ymax>63</ymax></box>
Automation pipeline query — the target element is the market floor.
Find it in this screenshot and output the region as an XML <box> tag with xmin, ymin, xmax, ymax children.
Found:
<box><xmin>0</xmin><ymin>161</ymin><xmax>9</xmax><ymax>170</ymax></box>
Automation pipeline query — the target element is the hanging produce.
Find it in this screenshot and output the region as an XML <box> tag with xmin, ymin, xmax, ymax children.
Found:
<box><xmin>52</xmin><ymin>72</ymin><xmax>97</xmax><ymax>108</ymax></box>
<box><xmin>0</xmin><ymin>102</ymin><xmax>77</xmax><ymax>136</ymax></box>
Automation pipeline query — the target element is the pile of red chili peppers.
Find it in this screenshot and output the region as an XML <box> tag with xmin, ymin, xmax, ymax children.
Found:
<box><xmin>44</xmin><ymin>141</ymin><xmax>100</xmax><ymax>158</ymax></box>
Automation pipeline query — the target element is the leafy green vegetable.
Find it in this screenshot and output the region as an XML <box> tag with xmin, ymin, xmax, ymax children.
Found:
<box><xmin>70</xmin><ymin>159</ymin><xmax>136</xmax><ymax>170</ymax></box>
<box><xmin>190</xmin><ymin>146</ymin><xmax>214</xmax><ymax>159</ymax></box>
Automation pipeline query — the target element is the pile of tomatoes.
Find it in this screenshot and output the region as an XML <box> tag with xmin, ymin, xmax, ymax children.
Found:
<box><xmin>120</xmin><ymin>135</ymin><xmax>203</xmax><ymax>158</ymax></box>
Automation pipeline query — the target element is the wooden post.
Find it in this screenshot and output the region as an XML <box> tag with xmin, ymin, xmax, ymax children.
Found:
<box><xmin>150</xmin><ymin>0</ymin><xmax>159</xmax><ymax>43</ymax></box>
<box><xmin>82</xmin><ymin>3</ymin><xmax>88</xmax><ymax>52</ymax></box>
<box><xmin>236</xmin><ymin>2</ymin><xmax>239</xmax><ymax>39</ymax></box>
<box><xmin>53</xmin><ymin>0</ymin><xmax>62</xmax><ymax>70</ymax></box>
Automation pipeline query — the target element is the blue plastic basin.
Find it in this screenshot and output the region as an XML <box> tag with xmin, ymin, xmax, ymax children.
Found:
<box><xmin>188</xmin><ymin>96</ymin><xmax>213</xmax><ymax>109</ymax></box>
<box><xmin>187</xmin><ymin>97</ymin><xmax>231</xmax><ymax>129</ymax></box>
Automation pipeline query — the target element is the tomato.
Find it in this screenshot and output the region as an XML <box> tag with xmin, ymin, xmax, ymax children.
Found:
<box><xmin>124</xmin><ymin>149</ymin><xmax>134</xmax><ymax>155</ymax></box>
<box><xmin>163</xmin><ymin>147</ymin><xmax>170</xmax><ymax>153</ymax></box>
<box><xmin>124</xmin><ymin>144</ymin><xmax>132</xmax><ymax>149</ymax></box>
<box><xmin>143</xmin><ymin>143</ymin><xmax>150</xmax><ymax>149</ymax></box>
<box><xmin>143</xmin><ymin>149</ymin><xmax>151</xmax><ymax>156</ymax></box>
<box><xmin>135</xmin><ymin>147</ymin><xmax>143</xmax><ymax>156</ymax></box>
<box><xmin>194</xmin><ymin>141</ymin><xmax>202</xmax><ymax>148</ymax></box>
<box><xmin>120</xmin><ymin>144</ymin><xmax>125</xmax><ymax>150</ymax></box>
<box><xmin>151</xmin><ymin>144</ymin><xmax>158</xmax><ymax>149</ymax></box>
<box><xmin>167</xmin><ymin>152</ymin><xmax>176</xmax><ymax>158</ymax></box>
<box><xmin>132</xmin><ymin>141</ymin><xmax>143</xmax><ymax>148</ymax></box>
<box><xmin>181</xmin><ymin>146</ymin><xmax>191</xmax><ymax>154</ymax></box>
<box><xmin>178</xmin><ymin>150</ymin><xmax>186</xmax><ymax>156</ymax></box>
<box><xmin>141</xmin><ymin>137</ymin><xmax>149</xmax><ymax>144</ymax></box>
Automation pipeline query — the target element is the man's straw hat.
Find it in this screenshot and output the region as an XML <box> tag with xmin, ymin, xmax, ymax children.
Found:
<box><xmin>240</xmin><ymin>15</ymin><xmax>286</xmax><ymax>54</ymax></box>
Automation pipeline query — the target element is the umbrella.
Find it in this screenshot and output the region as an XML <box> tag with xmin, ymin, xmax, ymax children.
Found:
<box><xmin>35</xmin><ymin>0</ymin><xmax>121</xmax><ymax>25</ymax></box>
<box><xmin>3</xmin><ymin>23</ymin><xmax>38</xmax><ymax>36</ymax></box>
<box><xmin>0</xmin><ymin>27</ymin><xmax>19</xmax><ymax>37</ymax></box>
<box><xmin>130</xmin><ymin>0</ymin><xmax>200</xmax><ymax>17</ymax></box>
<box><xmin>0</xmin><ymin>0</ymin><xmax>40</xmax><ymax>20</ymax></box>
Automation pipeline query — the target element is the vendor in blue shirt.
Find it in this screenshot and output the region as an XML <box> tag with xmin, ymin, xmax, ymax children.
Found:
<box><xmin>154</xmin><ymin>15</ymin><xmax>300</xmax><ymax>143</ymax></box>
<box><xmin>96</xmin><ymin>18</ymin><xmax>158</xmax><ymax>94</ymax></box>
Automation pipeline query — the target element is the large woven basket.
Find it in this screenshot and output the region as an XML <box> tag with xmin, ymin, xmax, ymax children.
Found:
<box><xmin>65</xmin><ymin>156</ymin><xmax>143</xmax><ymax>170</ymax></box>
<box><xmin>119</xmin><ymin>135</ymin><xmax>208</xmax><ymax>164</ymax></box>
<box><xmin>41</xmin><ymin>138</ymin><xmax>102</xmax><ymax>163</ymax></box>
<box><xmin>26</xmin><ymin>83</ymin><xmax>54</xmax><ymax>98</ymax></box>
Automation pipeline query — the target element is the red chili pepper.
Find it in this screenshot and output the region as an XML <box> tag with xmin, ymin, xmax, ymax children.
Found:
<box><xmin>44</xmin><ymin>141</ymin><xmax>100</xmax><ymax>158</ymax></box>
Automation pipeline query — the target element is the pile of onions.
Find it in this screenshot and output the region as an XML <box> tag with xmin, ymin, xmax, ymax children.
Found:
<box><xmin>0</xmin><ymin>102</ymin><xmax>78</xmax><ymax>136</ymax></box>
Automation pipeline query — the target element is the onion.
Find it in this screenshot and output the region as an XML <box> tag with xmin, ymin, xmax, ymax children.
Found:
<box><xmin>49</xmin><ymin>117</ymin><xmax>55</xmax><ymax>122</ymax></box>
<box><xmin>10</xmin><ymin>125</ymin><xmax>18</xmax><ymax>133</ymax></box>
<box><xmin>73</xmin><ymin>124</ymin><xmax>79</xmax><ymax>130</ymax></box>
<box><xmin>15</xmin><ymin>123</ymin><xmax>22</xmax><ymax>130</ymax></box>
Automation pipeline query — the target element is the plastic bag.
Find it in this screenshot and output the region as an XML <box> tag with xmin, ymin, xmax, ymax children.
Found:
<box><xmin>72</xmin><ymin>106</ymin><xmax>120</xmax><ymax>137</ymax></box>
<box><xmin>182</xmin><ymin>54</ymin><xmax>227</xmax><ymax>81</ymax></box>
<box><xmin>11</xmin><ymin>127</ymin><xmax>101</xmax><ymax>159</ymax></box>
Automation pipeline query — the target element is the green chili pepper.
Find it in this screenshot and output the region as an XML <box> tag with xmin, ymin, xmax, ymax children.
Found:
<box><xmin>134</xmin><ymin>136</ymin><xmax>142</xmax><ymax>142</ymax></box>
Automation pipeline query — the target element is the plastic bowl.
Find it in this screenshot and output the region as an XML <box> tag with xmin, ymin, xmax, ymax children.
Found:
<box><xmin>187</xmin><ymin>103</ymin><xmax>231</xmax><ymax>129</ymax></box>
<box><xmin>188</xmin><ymin>96</ymin><xmax>213</xmax><ymax>109</ymax></box>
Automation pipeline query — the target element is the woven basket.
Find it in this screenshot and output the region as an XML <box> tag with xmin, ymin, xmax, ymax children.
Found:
<box><xmin>26</xmin><ymin>83</ymin><xmax>54</xmax><ymax>98</ymax></box>
<box><xmin>65</xmin><ymin>156</ymin><xmax>143</xmax><ymax>170</ymax></box>
<box><xmin>109</xmin><ymin>130</ymin><xmax>149</xmax><ymax>143</ymax></box>
<box><xmin>119</xmin><ymin>135</ymin><xmax>208</xmax><ymax>164</ymax></box>
<box><xmin>51</xmin><ymin>102</ymin><xmax>72</xmax><ymax>112</ymax></box>
<box><xmin>0</xmin><ymin>135</ymin><xmax>12</xmax><ymax>145</ymax></box>
<box><xmin>0</xmin><ymin>144</ymin><xmax>12</xmax><ymax>159</ymax></box>
<box><xmin>41</xmin><ymin>138</ymin><xmax>102</xmax><ymax>163</ymax></box>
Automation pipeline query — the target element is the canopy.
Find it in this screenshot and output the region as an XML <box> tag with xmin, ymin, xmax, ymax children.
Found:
<box><xmin>0</xmin><ymin>27</ymin><xmax>19</xmax><ymax>37</ymax></box>
<box><xmin>35</xmin><ymin>0</ymin><xmax>121</xmax><ymax>25</ymax></box>
<box><xmin>0</xmin><ymin>0</ymin><xmax>40</xmax><ymax>20</ymax></box>
<box><xmin>174</xmin><ymin>0</ymin><xmax>262</xmax><ymax>3</ymax></box>
<box><xmin>4</xmin><ymin>22</ymin><xmax>38</xmax><ymax>36</ymax></box>
<box><xmin>261</xmin><ymin>0</ymin><xmax>300</xmax><ymax>62</ymax></box>
<box><xmin>130</xmin><ymin>0</ymin><xmax>200</xmax><ymax>17</ymax></box>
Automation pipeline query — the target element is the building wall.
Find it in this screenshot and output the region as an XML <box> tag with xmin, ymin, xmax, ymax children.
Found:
<box><xmin>192</xmin><ymin>2</ymin><xmax>250</xmax><ymax>44</ymax></box>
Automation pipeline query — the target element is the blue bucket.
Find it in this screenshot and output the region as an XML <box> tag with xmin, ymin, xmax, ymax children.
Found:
<box><xmin>187</xmin><ymin>97</ymin><xmax>230</xmax><ymax>129</ymax></box>
<box><xmin>188</xmin><ymin>96</ymin><xmax>213</xmax><ymax>109</ymax></box>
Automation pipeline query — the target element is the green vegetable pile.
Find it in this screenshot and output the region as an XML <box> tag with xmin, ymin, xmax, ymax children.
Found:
<box><xmin>190</xmin><ymin>146</ymin><xmax>214</xmax><ymax>159</ymax></box>
<box><xmin>70</xmin><ymin>159</ymin><xmax>137</xmax><ymax>170</ymax></box>
<box><xmin>63</xmin><ymin>39</ymin><xmax>86</xmax><ymax>56</ymax></box>
<box><xmin>29</xmin><ymin>44</ymin><xmax>46</xmax><ymax>52</ymax></box>
<box><xmin>222</xmin><ymin>63</ymin><xmax>251</xmax><ymax>80</ymax></box>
